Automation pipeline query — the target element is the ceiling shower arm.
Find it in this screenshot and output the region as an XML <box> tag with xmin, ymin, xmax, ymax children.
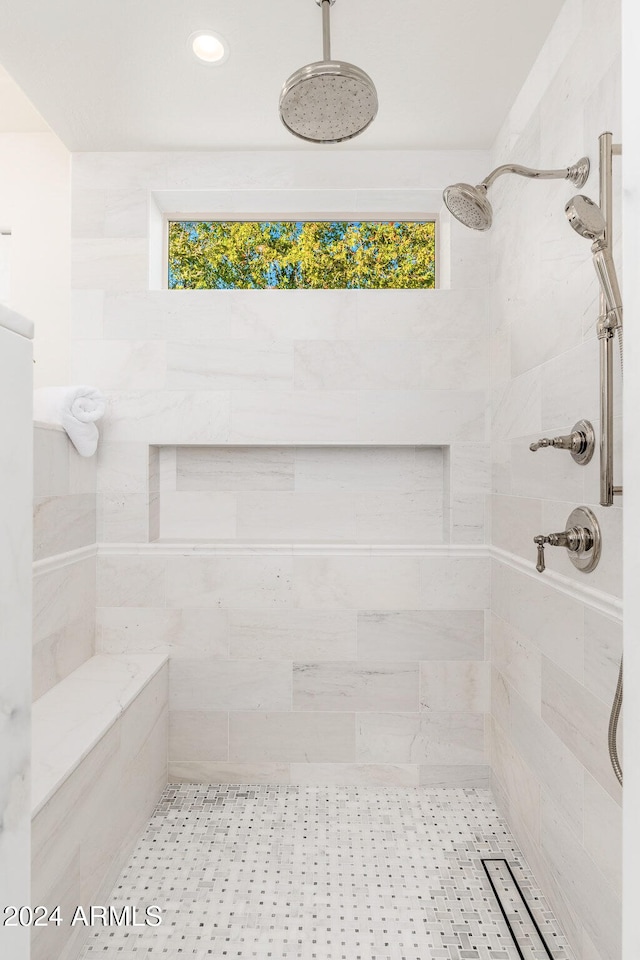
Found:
<box><xmin>481</xmin><ymin>157</ymin><xmax>590</xmax><ymax>189</ymax></box>
<box><xmin>317</xmin><ymin>0</ymin><xmax>335</xmax><ymax>61</ymax></box>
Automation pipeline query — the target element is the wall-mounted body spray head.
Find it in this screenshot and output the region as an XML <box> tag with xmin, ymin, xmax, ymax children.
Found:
<box><xmin>279</xmin><ymin>0</ymin><xmax>378</xmax><ymax>144</ymax></box>
<box><xmin>565</xmin><ymin>194</ymin><xmax>623</xmax><ymax>328</ymax></box>
<box><xmin>443</xmin><ymin>157</ymin><xmax>590</xmax><ymax>231</ymax></box>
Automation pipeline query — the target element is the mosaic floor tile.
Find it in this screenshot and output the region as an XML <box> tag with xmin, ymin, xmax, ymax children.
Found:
<box><xmin>79</xmin><ymin>785</ymin><xmax>574</xmax><ymax>960</ymax></box>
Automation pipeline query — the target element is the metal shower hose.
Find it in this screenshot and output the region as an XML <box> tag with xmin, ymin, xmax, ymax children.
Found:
<box><xmin>608</xmin><ymin>326</ymin><xmax>623</xmax><ymax>786</ymax></box>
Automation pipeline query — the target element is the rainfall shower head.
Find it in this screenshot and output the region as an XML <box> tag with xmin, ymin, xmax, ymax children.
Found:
<box><xmin>443</xmin><ymin>157</ymin><xmax>590</xmax><ymax>231</ymax></box>
<box><xmin>279</xmin><ymin>0</ymin><xmax>378</xmax><ymax>144</ymax></box>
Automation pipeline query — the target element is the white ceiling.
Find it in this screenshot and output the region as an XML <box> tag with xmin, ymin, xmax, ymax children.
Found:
<box><xmin>0</xmin><ymin>0</ymin><xmax>565</xmax><ymax>151</ymax></box>
<box><xmin>0</xmin><ymin>65</ymin><xmax>49</xmax><ymax>133</ymax></box>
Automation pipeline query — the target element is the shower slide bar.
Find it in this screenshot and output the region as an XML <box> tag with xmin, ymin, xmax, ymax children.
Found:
<box><xmin>597</xmin><ymin>132</ymin><xmax>623</xmax><ymax>506</ymax></box>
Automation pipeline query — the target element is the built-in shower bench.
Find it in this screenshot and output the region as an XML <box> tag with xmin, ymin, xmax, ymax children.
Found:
<box><xmin>31</xmin><ymin>653</ymin><xmax>168</xmax><ymax>960</ymax></box>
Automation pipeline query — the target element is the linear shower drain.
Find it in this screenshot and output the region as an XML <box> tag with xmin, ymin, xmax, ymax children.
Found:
<box><xmin>481</xmin><ymin>859</ymin><xmax>556</xmax><ymax>959</ymax></box>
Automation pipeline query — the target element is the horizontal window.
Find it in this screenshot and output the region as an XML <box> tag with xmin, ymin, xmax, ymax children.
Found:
<box><xmin>168</xmin><ymin>220</ymin><xmax>435</xmax><ymax>290</ymax></box>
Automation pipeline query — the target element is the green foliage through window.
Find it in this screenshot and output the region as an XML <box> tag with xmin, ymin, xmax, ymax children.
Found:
<box><xmin>168</xmin><ymin>220</ymin><xmax>435</xmax><ymax>290</ymax></box>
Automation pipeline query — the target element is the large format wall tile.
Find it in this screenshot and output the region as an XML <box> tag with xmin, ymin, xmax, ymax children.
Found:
<box><xmin>356</xmin><ymin>390</ymin><xmax>486</xmax><ymax>444</ymax></box>
<box><xmin>230</xmin><ymin>390</ymin><xmax>359</xmax><ymax>443</ymax></box>
<box><xmin>98</xmin><ymin>555</ymin><xmax>166</xmax><ymax>607</ymax></box>
<box><xmin>165</xmin><ymin>556</ymin><xmax>293</xmax><ymax>608</ymax></box>
<box><xmin>169</xmin><ymin>710</ymin><xmax>228</xmax><ymax>762</ymax></box>
<box><xmin>229</xmin><ymin>610</ymin><xmax>357</xmax><ymax>661</ymax></box>
<box><xmin>354</xmin><ymin>289</ymin><xmax>487</xmax><ymax>342</ymax></box>
<box><xmin>169</xmin><ymin>761</ymin><xmax>291</xmax><ymax>784</ymax></box>
<box><xmin>489</xmin><ymin>612</ymin><xmax>541</xmax><ymax>713</ymax></box>
<box><xmin>177</xmin><ymin>446</ymin><xmax>296</xmax><ymax>491</ymax></box>
<box><xmin>33</xmin><ymin>427</ymin><xmax>70</xmax><ymax>498</ymax></box>
<box><xmin>160</xmin><ymin>490</ymin><xmax>238</xmax><ymax>540</ymax></box>
<box><xmin>450</xmin><ymin>443</ymin><xmax>490</xmax><ymax>544</ymax></box>
<box><xmin>418</xmin><ymin>558</ymin><xmax>490</xmax><ymax>609</ymax></box>
<box><xmin>493</xmin><ymin>665</ymin><xmax>585</xmax><ymax>836</ymax></box>
<box><xmin>71</xmin><ymin>340</ymin><xmax>167</xmax><ymax>391</ymax></box>
<box><xmin>290</xmin><ymin>762</ymin><xmax>420</xmax><ymax>787</ymax></box>
<box><xmin>492</xmin><ymin>563</ymin><xmax>584</xmax><ymax>682</ymax></box>
<box><xmin>357</xmin><ymin>712</ymin><xmax>485</xmax><ymax>765</ymax></box>
<box><xmin>541</xmin><ymin>655</ymin><xmax>621</xmax><ymax>800</ymax></box>
<box><xmin>292</xmin><ymin>556</ymin><xmax>423</xmax><ymax>610</ymax></box>
<box><xmin>103</xmin><ymin>390</ymin><xmax>231</xmax><ymax>444</ymax></box>
<box><xmin>540</xmin><ymin>793</ymin><xmax>621</xmax><ymax>960</ymax></box>
<box><xmin>33</xmin><ymin>493</ymin><xmax>96</xmax><ymax>560</ymax></box>
<box><xmin>32</xmin><ymin>426</ymin><xmax>98</xmax><ymax>698</ymax></box>
<box><xmin>229</xmin><ymin>712</ymin><xmax>356</xmax><ymax>763</ymax></box>
<box><xmin>33</xmin><ymin>558</ymin><xmax>96</xmax><ymax>699</ymax></box>
<box><xmin>356</xmin><ymin>610</ymin><xmax>485</xmax><ymax>661</ymax></box>
<box><xmin>293</xmin><ymin>340</ymin><xmax>423</xmax><ymax>391</ymax></box>
<box><xmin>235</xmin><ymin>491</ymin><xmax>358</xmax><ymax>541</ymax></box>
<box><xmin>419</xmin><ymin>660</ymin><xmax>489</xmax><ymax>713</ymax></box>
<box><xmin>583</xmin><ymin>770</ymin><xmax>622</xmax><ymax>899</ymax></box>
<box><xmin>98</xmin><ymin>606</ymin><xmax>230</xmax><ymax>659</ymax></box>
<box><xmin>167</xmin><ymin>340</ymin><xmax>294</xmax><ymax>391</ymax></box>
<box><xmin>170</xmin><ymin>659</ymin><xmax>292</xmax><ymax>712</ymax></box>
<box><xmin>490</xmin><ymin>718</ymin><xmax>541</xmax><ymax>845</ymax></box>
<box><xmin>292</xmin><ymin>661</ymin><xmax>419</xmax><ymax>713</ymax></box>
<box><xmin>419</xmin><ymin>764</ymin><xmax>490</xmax><ymax>787</ymax></box>
<box><xmin>583</xmin><ymin>607</ymin><xmax>622</xmax><ymax>704</ymax></box>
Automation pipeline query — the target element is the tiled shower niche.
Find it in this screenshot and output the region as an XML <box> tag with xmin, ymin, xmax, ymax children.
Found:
<box><xmin>149</xmin><ymin>445</ymin><xmax>447</xmax><ymax>543</ymax></box>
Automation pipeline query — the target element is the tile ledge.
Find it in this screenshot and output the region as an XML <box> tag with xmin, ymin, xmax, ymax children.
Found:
<box><xmin>33</xmin><ymin>419</ymin><xmax>66</xmax><ymax>433</ymax></box>
<box><xmin>0</xmin><ymin>304</ymin><xmax>33</xmax><ymax>339</ymax></box>
<box><xmin>33</xmin><ymin>542</ymin><xmax>97</xmax><ymax>575</ymax></box>
<box><xmin>97</xmin><ymin>541</ymin><xmax>488</xmax><ymax>558</ymax></box>
<box><xmin>491</xmin><ymin>545</ymin><xmax>622</xmax><ymax>622</ymax></box>
<box><xmin>38</xmin><ymin>541</ymin><xmax>619</xmax><ymax>618</ymax></box>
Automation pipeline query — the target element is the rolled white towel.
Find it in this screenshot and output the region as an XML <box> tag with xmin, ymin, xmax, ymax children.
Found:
<box><xmin>34</xmin><ymin>386</ymin><xmax>106</xmax><ymax>457</ymax></box>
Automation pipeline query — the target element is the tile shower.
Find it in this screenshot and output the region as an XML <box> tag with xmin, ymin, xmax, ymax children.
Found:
<box><xmin>25</xmin><ymin>0</ymin><xmax>622</xmax><ymax>958</ymax></box>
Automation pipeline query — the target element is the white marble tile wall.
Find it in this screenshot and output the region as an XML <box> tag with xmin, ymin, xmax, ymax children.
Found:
<box><xmin>67</xmin><ymin>149</ymin><xmax>493</xmax><ymax>786</ymax></box>
<box><xmin>0</xmin><ymin>317</ymin><xmax>33</xmax><ymax>960</ymax></box>
<box><xmin>33</xmin><ymin>424</ymin><xmax>96</xmax><ymax>562</ymax></box>
<box><xmin>96</xmin><ymin>551</ymin><xmax>491</xmax><ymax>785</ymax></box>
<box><xmin>157</xmin><ymin>444</ymin><xmax>445</xmax><ymax>543</ymax></box>
<box><xmin>488</xmin><ymin>2</ymin><xmax>622</xmax><ymax>958</ymax></box>
<box><xmin>32</xmin><ymin>425</ymin><xmax>97</xmax><ymax>698</ymax></box>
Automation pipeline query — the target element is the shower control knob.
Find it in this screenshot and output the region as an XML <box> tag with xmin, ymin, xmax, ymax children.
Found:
<box><xmin>533</xmin><ymin>506</ymin><xmax>601</xmax><ymax>574</ymax></box>
<box><xmin>529</xmin><ymin>419</ymin><xmax>595</xmax><ymax>465</ymax></box>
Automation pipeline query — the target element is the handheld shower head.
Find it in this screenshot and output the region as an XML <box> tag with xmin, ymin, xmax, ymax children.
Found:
<box><xmin>279</xmin><ymin>0</ymin><xmax>378</xmax><ymax>144</ymax></box>
<box><xmin>565</xmin><ymin>194</ymin><xmax>606</xmax><ymax>240</ymax></box>
<box><xmin>564</xmin><ymin>195</ymin><xmax>622</xmax><ymax>327</ymax></box>
<box><xmin>442</xmin><ymin>183</ymin><xmax>492</xmax><ymax>231</ymax></box>
<box><xmin>443</xmin><ymin>156</ymin><xmax>590</xmax><ymax>231</ymax></box>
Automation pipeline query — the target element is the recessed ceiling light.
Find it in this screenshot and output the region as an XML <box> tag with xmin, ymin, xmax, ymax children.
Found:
<box><xmin>190</xmin><ymin>31</ymin><xmax>228</xmax><ymax>64</ymax></box>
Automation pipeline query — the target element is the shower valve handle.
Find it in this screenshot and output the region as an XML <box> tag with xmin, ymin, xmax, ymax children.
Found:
<box><xmin>530</xmin><ymin>435</ymin><xmax>572</xmax><ymax>451</ymax></box>
<box><xmin>533</xmin><ymin>508</ymin><xmax>600</xmax><ymax>574</ymax></box>
<box><xmin>529</xmin><ymin>420</ymin><xmax>595</xmax><ymax>465</ymax></box>
<box><xmin>534</xmin><ymin>532</ymin><xmax>570</xmax><ymax>573</ymax></box>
